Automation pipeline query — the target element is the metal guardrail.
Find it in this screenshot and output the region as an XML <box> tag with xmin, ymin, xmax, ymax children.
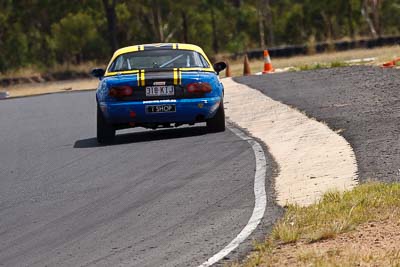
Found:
<box><xmin>234</xmin><ymin>36</ymin><xmax>400</xmax><ymax>59</ymax></box>
<box><xmin>0</xmin><ymin>91</ymin><xmax>9</xmax><ymax>99</ymax></box>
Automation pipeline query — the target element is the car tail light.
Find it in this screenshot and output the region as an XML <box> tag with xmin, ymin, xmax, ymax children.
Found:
<box><xmin>109</xmin><ymin>86</ymin><xmax>133</xmax><ymax>97</ymax></box>
<box><xmin>186</xmin><ymin>82</ymin><xmax>212</xmax><ymax>94</ymax></box>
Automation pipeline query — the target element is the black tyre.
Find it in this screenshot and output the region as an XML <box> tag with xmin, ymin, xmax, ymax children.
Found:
<box><xmin>206</xmin><ymin>101</ymin><xmax>226</xmax><ymax>132</ymax></box>
<box><xmin>97</xmin><ymin>105</ymin><xmax>116</xmax><ymax>144</ymax></box>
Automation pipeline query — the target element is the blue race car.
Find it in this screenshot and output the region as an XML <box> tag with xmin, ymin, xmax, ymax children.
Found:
<box><xmin>91</xmin><ymin>43</ymin><xmax>227</xmax><ymax>144</ymax></box>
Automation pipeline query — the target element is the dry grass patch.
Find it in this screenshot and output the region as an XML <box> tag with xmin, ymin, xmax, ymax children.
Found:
<box><xmin>272</xmin><ymin>183</ymin><xmax>400</xmax><ymax>244</ymax></box>
<box><xmin>231</xmin><ymin>182</ymin><xmax>400</xmax><ymax>267</ymax></box>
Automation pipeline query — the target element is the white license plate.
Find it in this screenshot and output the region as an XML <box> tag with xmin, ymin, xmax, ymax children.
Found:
<box><xmin>145</xmin><ymin>85</ymin><xmax>174</xmax><ymax>96</ymax></box>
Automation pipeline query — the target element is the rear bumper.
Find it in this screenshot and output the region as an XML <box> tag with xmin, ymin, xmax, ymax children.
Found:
<box><xmin>99</xmin><ymin>97</ymin><xmax>222</xmax><ymax>124</ymax></box>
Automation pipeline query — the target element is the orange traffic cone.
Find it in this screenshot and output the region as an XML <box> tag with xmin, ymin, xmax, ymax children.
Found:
<box><xmin>243</xmin><ymin>55</ymin><xmax>251</xmax><ymax>76</ymax></box>
<box><xmin>225</xmin><ymin>63</ymin><xmax>231</xmax><ymax>77</ymax></box>
<box><xmin>382</xmin><ymin>57</ymin><xmax>400</xmax><ymax>68</ymax></box>
<box><xmin>262</xmin><ymin>50</ymin><xmax>274</xmax><ymax>74</ymax></box>
<box><xmin>382</xmin><ymin>60</ymin><xmax>395</xmax><ymax>68</ymax></box>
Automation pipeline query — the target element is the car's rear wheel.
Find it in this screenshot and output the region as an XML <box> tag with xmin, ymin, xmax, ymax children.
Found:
<box><xmin>97</xmin><ymin>105</ymin><xmax>116</xmax><ymax>144</ymax></box>
<box><xmin>207</xmin><ymin>101</ymin><xmax>225</xmax><ymax>132</ymax></box>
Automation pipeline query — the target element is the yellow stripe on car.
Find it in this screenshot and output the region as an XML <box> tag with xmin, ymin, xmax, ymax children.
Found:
<box><xmin>173</xmin><ymin>68</ymin><xmax>178</xmax><ymax>85</ymax></box>
<box><xmin>140</xmin><ymin>70</ymin><xmax>145</xmax><ymax>86</ymax></box>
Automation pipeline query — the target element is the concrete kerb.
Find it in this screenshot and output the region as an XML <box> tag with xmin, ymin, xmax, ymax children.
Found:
<box><xmin>222</xmin><ymin>78</ymin><xmax>359</xmax><ymax>206</ymax></box>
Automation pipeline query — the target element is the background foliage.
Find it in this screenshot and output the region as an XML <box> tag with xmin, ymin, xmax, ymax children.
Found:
<box><xmin>0</xmin><ymin>0</ymin><xmax>399</xmax><ymax>72</ymax></box>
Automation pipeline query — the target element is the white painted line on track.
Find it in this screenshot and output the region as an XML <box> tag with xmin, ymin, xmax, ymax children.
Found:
<box><xmin>198</xmin><ymin>126</ymin><xmax>267</xmax><ymax>267</ymax></box>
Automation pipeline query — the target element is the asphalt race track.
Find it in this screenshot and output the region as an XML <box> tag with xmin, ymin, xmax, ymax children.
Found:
<box><xmin>0</xmin><ymin>91</ymin><xmax>280</xmax><ymax>266</ymax></box>
<box><xmin>6</xmin><ymin>65</ymin><xmax>394</xmax><ymax>266</ymax></box>
<box><xmin>237</xmin><ymin>66</ymin><xmax>400</xmax><ymax>183</ymax></box>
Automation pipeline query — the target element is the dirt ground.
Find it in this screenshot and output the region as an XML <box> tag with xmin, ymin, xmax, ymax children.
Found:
<box><xmin>1</xmin><ymin>78</ymin><xmax>98</xmax><ymax>98</ymax></box>
<box><xmin>266</xmin><ymin>219</ymin><xmax>400</xmax><ymax>266</ymax></box>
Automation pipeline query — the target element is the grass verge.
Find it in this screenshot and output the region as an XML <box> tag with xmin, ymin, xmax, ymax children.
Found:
<box><xmin>297</xmin><ymin>61</ymin><xmax>350</xmax><ymax>71</ymax></box>
<box><xmin>231</xmin><ymin>182</ymin><xmax>400</xmax><ymax>266</ymax></box>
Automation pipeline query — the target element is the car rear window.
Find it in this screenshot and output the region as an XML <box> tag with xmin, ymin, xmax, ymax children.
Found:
<box><xmin>108</xmin><ymin>49</ymin><xmax>210</xmax><ymax>72</ymax></box>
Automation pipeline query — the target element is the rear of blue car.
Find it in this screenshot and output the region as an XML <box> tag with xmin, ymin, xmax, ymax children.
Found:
<box><xmin>94</xmin><ymin>44</ymin><xmax>226</xmax><ymax>143</ymax></box>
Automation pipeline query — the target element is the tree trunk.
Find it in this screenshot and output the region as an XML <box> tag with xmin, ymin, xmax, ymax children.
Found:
<box><xmin>102</xmin><ymin>0</ymin><xmax>118</xmax><ymax>51</ymax></box>
<box><xmin>181</xmin><ymin>11</ymin><xmax>188</xmax><ymax>43</ymax></box>
<box><xmin>258</xmin><ymin>9</ymin><xmax>265</xmax><ymax>49</ymax></box>
<box><xmin>152</xmin><ymin>1</ymin><xmax>164</xmax><ymax>42</ymax></box>
<box><xmin>347</xmin><ymin>0</ymin><xmax>355</xmax><ymax>39</ymax></box>
<box><xmin>210</xmin><ymin>6</ymin><xmax>219</xmax><ymax>53</ymax></box>
<box><xmin>321</xmin><ymin>12</ymin><xmax>334</xmax><ymax>41</ymax></box>
<box><xmin>257</xmin><ymin>0</ymin><xmax>274</xmax><ymax>48</ymax></box>
<box><xmin>361</xmin><ymin>0</ymin><xmax>377</xmax><ymax>38</ymax></box>
<box><xmin>265</xmin><ymin>0</ymin><xmax>274</xmax><ymax>46</ymax></box>
<box><xmin>231</xmin><ymin>0</ymin><xmax>241</xmax><ymax>7</ymax></box>
<box><xmin>372</xmin><ymin>0</ymin><xmax>381</xmax><ymax>37</ymax></box>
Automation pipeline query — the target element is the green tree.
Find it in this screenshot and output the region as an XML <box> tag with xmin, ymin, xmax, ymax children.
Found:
<box><xmin>1</xmin><ymin>0</ymin><xmax>400</xmax><ymax>74</ymax></box>
<box><xmin>51</xmin><ymin>12</ymin><xmax>105</xmax><ymax>64</ymax></box>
